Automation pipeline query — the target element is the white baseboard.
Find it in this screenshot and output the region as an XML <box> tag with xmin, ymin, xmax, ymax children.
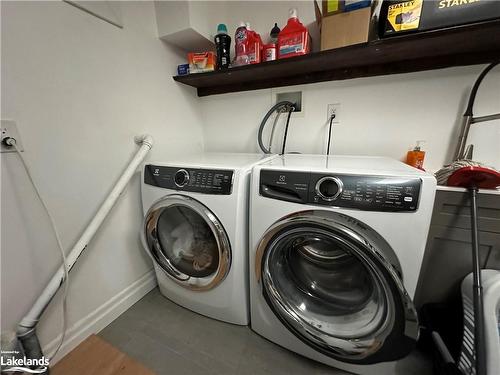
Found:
<box><xmin>44</xmin><ymin>269</ymin><xmax>157</xmax><ymax>363</ymax></box>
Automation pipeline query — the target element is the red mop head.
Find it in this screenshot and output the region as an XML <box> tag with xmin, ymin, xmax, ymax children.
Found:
<box><xmin>447</xmin><ymin>166</ymin><xmax>500</xmax><ymax>190</ymax></box>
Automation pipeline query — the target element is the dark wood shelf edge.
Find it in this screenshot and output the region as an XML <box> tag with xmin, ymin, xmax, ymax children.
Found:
<box><xmin>173</xmin><ymin>19</ymin><xmax>500</xmax><ymax>97</ymax></box>
<box><xmin>197</xmin><ymin>52</ymin><xmax>499</xmax><ymax>96</ymax></box>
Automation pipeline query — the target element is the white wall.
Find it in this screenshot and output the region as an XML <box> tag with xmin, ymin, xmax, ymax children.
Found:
<box><xmin>200</xmin><ymin>65</ymin><xmax>500</xmax><ymax>172</ymax></box>
<box><xmin>1</xmin><ymin>0</ymin><xmax>203</xmax><ymax>359</ymax></box>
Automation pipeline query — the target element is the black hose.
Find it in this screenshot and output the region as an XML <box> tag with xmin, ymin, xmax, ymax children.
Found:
<box><xmin>280</xmin><ymin>106</ymin><xmax>294</xmax><ymax>155</ymax></box>
<box><xmin>326</xmin><ymin>114</ymin><xmax>335</xmax><ymax>155</ymax></box>
<box><xmin>464</xmin><ymin>61</ymin><xmax>499</xmax><ymax>117</ymax></box>
<box><xmin>258</xmin><ymin>101</ymin><xmax>295</xmax><ymax>154</ymax></box>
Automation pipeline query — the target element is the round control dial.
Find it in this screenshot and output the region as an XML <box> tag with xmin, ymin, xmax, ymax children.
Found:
<box><xmin>174</xmin><ymin>169</ymin><xmax>189</xmax><ymax>187</ymax></box>
<box><xmin>315</xmin><ymin>176</ymin><xmax>343</xmax><ymax>201</ymax></box>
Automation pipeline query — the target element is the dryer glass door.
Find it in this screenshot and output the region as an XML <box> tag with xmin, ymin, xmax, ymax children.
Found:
<box><xmin>143</xmin><ymin>195</ymin><xmax>231</xmax><ymax>291</ymax></box>
<box><xmin>256</xmin><ymin>210</ymin><xmax>418</xmax><ymax>364</ymax></box>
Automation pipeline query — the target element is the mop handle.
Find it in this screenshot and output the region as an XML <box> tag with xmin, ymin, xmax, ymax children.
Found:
<box><xmin>470</xmin><ymin>188</ymin><xmax>486</xmax><ymax>375</ymax></box>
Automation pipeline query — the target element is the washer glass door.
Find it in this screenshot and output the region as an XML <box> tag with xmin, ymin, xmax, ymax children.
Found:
<box><xmin>143</xmin><ymin>195</ymin><xmax>231</xmax><ymax>291</ymax></box>
<box><xmin>256</xmin><ymin>210</ymin><xmax>418</xmax><ymax>364</ymax></box>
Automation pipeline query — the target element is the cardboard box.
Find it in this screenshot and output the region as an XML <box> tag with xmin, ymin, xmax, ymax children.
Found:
<box><xmin>322</xmin><ymin>0</ymin><xmax>344</xmax><ymax>17</ymax></box>
<box><xmin>187</xmin><ymin>52</ymin><xmax>215</xmax><ymax>74</ymax></box>
<box><xmin>315</xmin><ymin>0</ymin><xmax>381</xmax><ymax>51</ymax></box>
<box><xmin>321</xmin><ymin>0</ymin><xmax>372</xmax><ymax>17</ymax></box>
<box><xmin>344</xmin><ymin>0</ymin><xmax>372</xmax><ymax>12</ymax></box>
<box><xmin>320</xmin><ymin>7</ymin><xmax>371</xmax><ymax>50</ymax></box>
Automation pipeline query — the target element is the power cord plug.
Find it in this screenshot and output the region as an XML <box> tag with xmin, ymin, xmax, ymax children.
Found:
<box><xmin>280</xmin><ymin>103</ymin><xmax>295</xmax><ymax>155</ymax></box>
<box><xmin>326</xmin><ymin>113</ymin><xmax>336</xmax><ymax>155</ymax></box>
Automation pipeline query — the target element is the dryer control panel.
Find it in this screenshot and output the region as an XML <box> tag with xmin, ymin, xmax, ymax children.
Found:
<box><xmin>145</xmin><ymin>165</ymin><xmax>233</xmax><ymax>195</ymax></box>
<box><xmin>260</xmin><ymin>170</ymin><xmax>421</xmax><ymax>212</ymax></box>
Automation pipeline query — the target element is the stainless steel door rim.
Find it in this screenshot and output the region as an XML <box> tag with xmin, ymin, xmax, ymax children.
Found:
<box><xmin>255</xmin><ymin>210</ymin><xmax>418</xmax><ymax>364</ymax></box>
<box><xmin>142</xmin><ymin>194</ymin><xmax>231</xmax><ymax>291</ymax></box>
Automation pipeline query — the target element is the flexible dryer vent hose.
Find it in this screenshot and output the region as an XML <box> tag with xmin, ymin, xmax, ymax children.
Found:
<box><xmin>258</xmin><ymin>101</ymin><xmax>295</xmax><ymax>154</ymax></box>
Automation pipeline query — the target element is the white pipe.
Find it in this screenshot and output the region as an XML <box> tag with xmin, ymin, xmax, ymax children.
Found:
<box><xmin>17</xmin><ymin>134</ymin><xmax>153</xmax><ymax>335</ymax></box>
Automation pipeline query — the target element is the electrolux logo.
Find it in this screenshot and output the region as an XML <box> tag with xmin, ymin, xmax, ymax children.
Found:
<box><xmin>1</xmin><ymin>350</ymin><xmax>49</xmax><ymax>373</ymax></box>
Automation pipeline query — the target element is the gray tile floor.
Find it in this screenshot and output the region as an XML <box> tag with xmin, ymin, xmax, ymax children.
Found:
<box><xmin>99</xmin><ymin>288</ymin><xmax>432</xmax><ymax>375</ymax></box>
<box><xmin>99</xmin><ymin>288</ymin><xmax>349</xmax><ymax>374</ymax></box>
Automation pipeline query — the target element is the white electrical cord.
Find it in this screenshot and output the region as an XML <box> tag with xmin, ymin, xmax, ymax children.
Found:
<box><xmin>6</xmin><ymin>137</ymin><xmax>69</xmax><ymax>361</ymax></box>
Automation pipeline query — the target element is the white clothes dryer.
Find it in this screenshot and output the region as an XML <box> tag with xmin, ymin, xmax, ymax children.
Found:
<box><xmin>141</xmin><ymin>153</ymin><xmax>275</xmax><ymax>325</ymax></box>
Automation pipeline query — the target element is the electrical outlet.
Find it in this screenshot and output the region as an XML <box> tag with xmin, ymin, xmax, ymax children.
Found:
<box><xmin>327</xmin><ymin>103</ymin><xmax>341</xmax><ymax>123</ymax></box>
<box><xmin>1</xmin><ymin>120</ymin><xmax>24</xmax><ymax>152</ymax></box>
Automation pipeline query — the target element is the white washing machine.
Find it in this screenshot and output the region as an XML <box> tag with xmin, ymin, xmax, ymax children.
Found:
<box><xmin>141</xmin><ymin>153</ymin><xmax>275</xmax><ymax>325</ymax></box>
<box><xmin>249</xmin><ymin>154</ymin><xmax>437</xmax><ymax>374</ymax></box>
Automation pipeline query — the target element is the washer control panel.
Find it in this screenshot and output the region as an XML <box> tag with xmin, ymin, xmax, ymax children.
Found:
<box><xmin>145</xmin><ymin>165</ymin><xmax>233</xmax><ymax>195</ymax></box>
<box><xmin>260</xmin><ymin>170</ymin><xmax>421</xmax><ymax>212</ymax></box>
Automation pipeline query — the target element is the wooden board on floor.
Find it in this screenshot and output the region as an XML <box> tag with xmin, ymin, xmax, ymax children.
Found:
<box><xmin>51</xmin><ymin>334</ymin><xmax>155</xmax><ymax>375</ymax></box>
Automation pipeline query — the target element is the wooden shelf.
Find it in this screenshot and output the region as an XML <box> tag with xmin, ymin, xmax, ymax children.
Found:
<box><xmin>173</xmin><ymin>19</ymin><xmax>500</xmax><ymax>97</ymax></box>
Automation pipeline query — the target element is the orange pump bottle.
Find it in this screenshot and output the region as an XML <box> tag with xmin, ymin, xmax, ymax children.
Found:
<box><xmin>277</xmin><ymin>8</ymin><xmax>310</xmax><ymax>59</ymax></box>
<box><xmin>406</xmin><ymin>141</ymin><xmax>426</xmax><ymax>170</ymax></box>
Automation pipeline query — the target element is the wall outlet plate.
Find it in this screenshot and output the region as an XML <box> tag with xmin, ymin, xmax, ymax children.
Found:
<box><xmin>276</xmin><ymin>91</ymin><xmax>302</xmax><ymax>112</ymax></box>
<box><xmin>327</xmin><ymin>103</ymin><xmax>341</xmax><ymax>123</ymax></box>
<box><xmin>1</xmin><ymin>120</ymin><xmax>24</xmax><ymax>152</ymax></box>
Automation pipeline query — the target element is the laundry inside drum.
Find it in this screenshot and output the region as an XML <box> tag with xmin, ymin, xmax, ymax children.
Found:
<box><xmin>157</xmin><ymin>205</ymin><xmax>219</xmax><ymax>278</ymax></box>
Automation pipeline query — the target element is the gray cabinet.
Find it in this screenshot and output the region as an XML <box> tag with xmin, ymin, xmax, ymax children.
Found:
<box><xmin>415</xmin><ymin>189</ymin><xmax>500</xmax><ymax>307</ymax></box>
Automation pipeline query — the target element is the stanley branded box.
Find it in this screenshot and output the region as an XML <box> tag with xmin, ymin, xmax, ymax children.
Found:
<box><xmin>380</xmin><ymin>0</ymin><xmax>500</xmax><ymax>37</ymax></box>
